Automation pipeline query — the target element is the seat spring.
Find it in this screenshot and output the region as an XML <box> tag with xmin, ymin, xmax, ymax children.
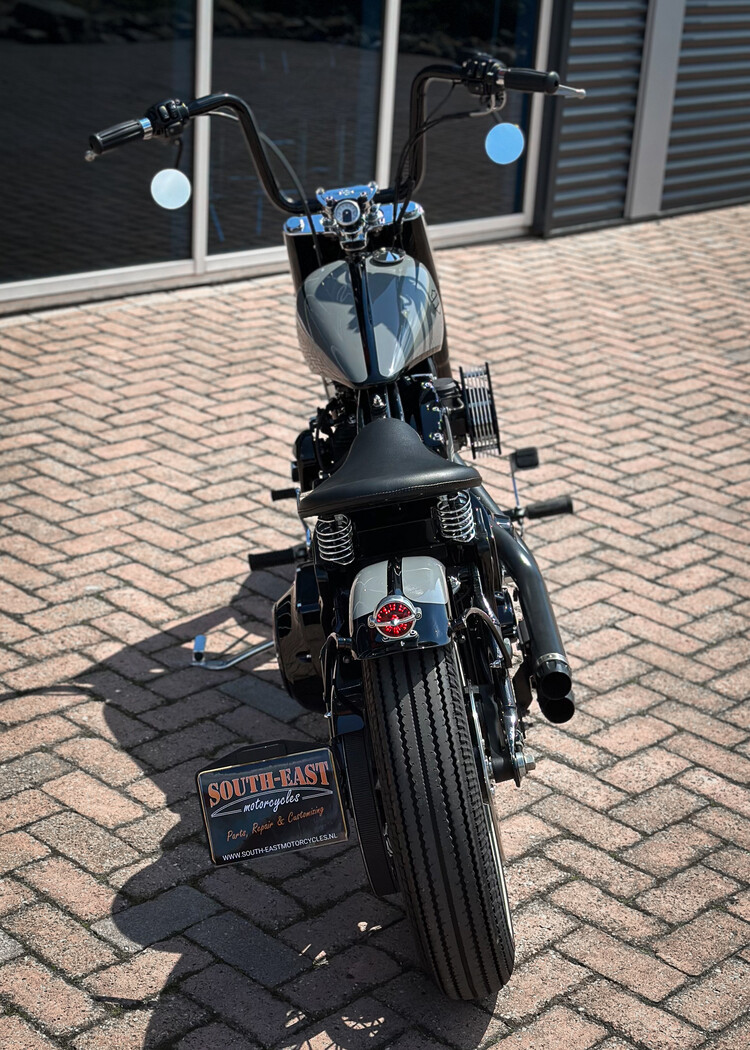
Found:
<box><xmin>316</xmin><ymin>514</ymin><xmax>355</xmax><ymax>565</ymax></box>
<box><xmin>437</xmin><ymin>490</ymin><xmax>476</xmax><ymax>543</ymax></box>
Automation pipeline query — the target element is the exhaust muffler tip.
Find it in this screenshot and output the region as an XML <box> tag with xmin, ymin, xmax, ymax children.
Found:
<box><xmin>537</xmin><ymin>689</ymin><xmax>575</xmax><ymax>725</ymax></box>
<box><xmin>535</xmin><ymin>654</ymin><xmax>572</xmax><ymax>701</ymax></box>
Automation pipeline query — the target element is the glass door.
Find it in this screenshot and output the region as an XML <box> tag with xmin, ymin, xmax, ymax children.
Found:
<box><xmin>391</xmin><ymin>0</ymin><xmax>541</xmax><ymax>227</ymax></box>
<box><xmin>208</xmin><ymin>0</ymin><xmax>384</xmax><ymax>255</ymax></box>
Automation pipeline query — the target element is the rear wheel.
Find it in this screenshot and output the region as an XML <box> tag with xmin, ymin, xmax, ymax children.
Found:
<box><xmin>362</xmin><ymin>646</ymin><xmax>514</xmax><ymax>999</ymax></box>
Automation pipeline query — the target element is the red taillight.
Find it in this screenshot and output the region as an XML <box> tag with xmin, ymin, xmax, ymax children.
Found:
<box><xmin>373</xmin><ymin>600</ymin><xmax>416</xmax><ymax>639</ymax></box>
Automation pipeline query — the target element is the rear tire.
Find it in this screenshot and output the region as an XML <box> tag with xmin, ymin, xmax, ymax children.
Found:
<box><xmin>363</xmin><ymin>646</ymin><xmax>514</xmax><ymax>999</ymax></box>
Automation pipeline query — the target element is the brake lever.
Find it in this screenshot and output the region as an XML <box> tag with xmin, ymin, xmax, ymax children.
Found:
<box><xmin>557</xmin><ymin>84</ymin><xmax>586</xmax><ymax>99</ymax></box>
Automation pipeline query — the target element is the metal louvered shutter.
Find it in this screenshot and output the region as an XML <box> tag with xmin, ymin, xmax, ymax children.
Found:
<box><xmin>662</xmin><ymin>1</ymin><xmax>750</xmax><ymax>212</ymax></box>
<box><xmin>550</xmin><ymin>1</ymin><xmax>648</xmax><ymax>229</ymax></box>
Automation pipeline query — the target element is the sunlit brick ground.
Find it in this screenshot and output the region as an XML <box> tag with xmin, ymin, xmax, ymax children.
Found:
<box><xmin>1</xmin><ymin>205</ymin><xmax>749</xmax><ymax>1049</ymax></box>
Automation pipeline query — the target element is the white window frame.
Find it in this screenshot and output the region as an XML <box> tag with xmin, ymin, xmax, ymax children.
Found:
<box><xmin>0</xmin><ymin>0</ymin><xmax>552</xmax><ymax>311</ymax></box>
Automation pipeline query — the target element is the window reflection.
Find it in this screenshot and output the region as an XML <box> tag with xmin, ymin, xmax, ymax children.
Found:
<box><xmin>209</xmin><ymin>0</ymin><xmax>383</xmax><ymax>254</ymax></box>
<box><xmin>0</xmin><ymin>1</ymin><xmax>194</xmax><ymax>283</ymax></box>
<box><xmin>393</xmin><ymin>0</ymin><xmax>539</xmax><ymax>223</ymax></box>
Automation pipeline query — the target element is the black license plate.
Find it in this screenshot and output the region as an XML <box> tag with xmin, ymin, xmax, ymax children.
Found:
<box><xmin>197</xmin><ymin>745</ymin><xmax>348</xmax><ymax>865</ymax></box>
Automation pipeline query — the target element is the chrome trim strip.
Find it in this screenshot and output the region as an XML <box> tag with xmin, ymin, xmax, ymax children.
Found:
<box><xmin>138</xmin><ymin>117</ymin><xmax>153</xmax><ymax>140</ymax></box>
<box><xmin>376</xmin><ymin>0</ymin><xmax>402</xmax><ymax>188</ymax></box>
<box><xmin>522</xmin><ymin>0</ymin><xmax>553</xmax><ymax>224</ymax></box>
<box><xmin>192</xmin><ymin>0</ymin><xmax>214</xmax><ymax>276</ymax></box>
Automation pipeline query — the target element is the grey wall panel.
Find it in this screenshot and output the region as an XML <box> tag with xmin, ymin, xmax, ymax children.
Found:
<box><xmin>662</xmin><ymin>1</ymin><xmax>750</xmax><ymax>211</ymax></box>
<box><xmin>550</xmin><ymin>1</ymin><xmax>648</xmax><ymax>229</ymax></box>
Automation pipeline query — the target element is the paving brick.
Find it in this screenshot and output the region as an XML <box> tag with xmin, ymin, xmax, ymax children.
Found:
<box><xmin>692</xmin><ymin>806</ymin><xmax>750</xmax><ymax>851</ymax></box>
<box><xmin>185</xmin><ymin>910</ymin><xmax>309</xmax><ymax>987</ymax></box>
<box><xmin>0</xmin><ymin>929</ymin><xmax>23</xmax><ymax>963</ymax></box>
<box><xmin>666</xmin><ymin>957</ymin><xmax>750</xmax><ymax>1032</ymax></box>
<box><xmin>42</xmin><ymin>770</ymin><xmax>146</xmax><ymax>828</ymax></box>
<box><xmin>93</xmin><ymin>886</ymin><xmax>221</xmax><ymax>953</ymax></box>
<box><xmin>609</xmin><ymin>783</ymin><xmax>706</xmax><ymax>833</ymax></box>
<box><xmin>491</xmin><ymin>950</ymin><xmax>588</xmax><ymax>1023</ymax></box>
<box><xmin>4</xmin><ymin>902</ymin><xmax>118</xmax><ymax>976</ymax></box>
<box><xmin>0</xmin><ymin>956</ymin><xmax>104</xmax><ymax>1036</ymax></box>
<box><xmin>600</xmin><ymin>746</ymin><xmax>692</xmax><ymax>792</ymax></box>
<box><xmin>704</xmin><ymin>1017</ymin><xmax>750</xmax><ymax>1050</ymax></box>
<box><xmin>706</xmin><ymin>846</ymin><xmax>750</xmax><ymax>883</ymax></box>
<box><xmin>623</xmin><ymin>823</ymin><xmax>721</xmax><ymax>876</ymax></box>
<box><xmin>543</xmin><ymin>839</ymin><xmax>654</xmax><ymax>898</ymax></box>
<box><xmin>532</xmin><ymin>758</ymin><xmax>627</xmax><ymax>811</ymax></box>
<box><xmin>664</xmin><ymin>732</ymin><xmax>750</xmax><ymax>785</ymax></box>
<box><xmin>511</xmin><ymin>899</ymin><xmax>580</xmax><ymax>965</ymax></box>
<box><xmin>0</xmin><ymin>1015</ymin><xmax>59</xmax><ymax>1049</ymax></box>
<box><xmin>199</xmin><ymin>866</ymin><xmax>303</xmax><ymax>932</ymax></box>
<box><xmin>590</xmin><ymin>715</ymin><xmax>675</xmax><ymax>756</ymax></box>
<box><xmin>550</xmin><ymin>881</ymin><xmax>665</xmax><ymax>943</ymax></box>
<box><xmin>571</xmin><ymin>978</ymin><xmax>703</xmax><ymax>1050</ymax></box>
<box><xmin>70</xmin><ymin>993</ymin><xmax>207</xmax><ymax>1050</ymax></box>
<box><xmin>282</xmin><ymin>943</ymin><xmax>401</xmax><ymax>1013</ymax></box>
<box><xmin>0</xmin><ymin>787</ymin><xmax>62</xmax><ymax>834</ymax></box>
<box><xmin>0</xmin><ymin>715</ymin><xmax>79</xmax><ymax>762</ymax></box>
<box><xmin>487</xmin><ymin>1006</ymin><xmax>606</xmax><ymax>1050</ymax></box>
<box><xmin>54</xmin><ymin>737</ymin><xmax>144</xmax><ymax>786</ymax></box>
<box><xmin>559</xmin><ymin>924</ymin><xmax>685</xmax><ymax>1002</ymax></box>
<box><xmin>182</xmin><ymin>961</ymin><xmax>307</xmax><ymax>1045</ymax></box>
<box><xmin>283</xmin><ymin>849</ymin><xmax>368</xmax><ymax>907</ymax></box>
<box><xmin>531</xmin><ymin>795</ymin><xmax>640</xmax><ymax>850</ymax></box>
<box><xmin>19</xmin><ymin>855</ymin><xmax>120</xmax><ymax>921</ymax></box>
<box><xmin>636</xmin><ymin>865</ymin><xmax>739</xmax><ymax>923</ymax></box>
<box><xmin>30</xmin><ymin>812</ymin><xmax>138</xmax><ymax>874</ymax></box>
<box><xmin>0</xmin><ymin>876</ymin><xmax>35</xmax><ymax>917</ymax></box>
<box><xmin>178</xmin><ymin>1023</ymin><xmax>259</xmax><ymax>1050</ymax></box>
<box><xmin>83</xmin><ymin>936</ymin><xmax>212</xmax><ymax>1002</ymax></box>
<box><xmin>276</xmin><ymin>995</ymin><xmax>406</xmax><ymax>1050</ymax></box>
<box><xmin>678</xmin><ymin>768</ymin><xmax>750</xmax><ymax>817</ymax></box>
<box><xmin>3</xmin><ymin>208</ymin><xmax>750</xmax><ymax>1046</ymax></box>
<box><xmin>109</xmin><ymin>841</ymin><xmax>213</xmax><ymax>900</ymax></box>
<box><xmin>652</xmin><ymin>909</ymin><xmax>750</xmax><ymax>975</ymax></box>
<box><xmin>115</xmin><ymin>799</ymin><xmax>200</xmax><ymax>853</ymax></box>
<box><xmin>497</xmin><ymin>812</ymin><xmax>560</xmax><ymax>861</ymax></box>
<box><xmin>0</xmin><ymin>830</ymin><xmax>48</xmax><ymax>873</ymax></box>
<box><xmin>374</xmin><ymin>970</ymin><xmax>509</xmax><ymax>1047</ymax></box>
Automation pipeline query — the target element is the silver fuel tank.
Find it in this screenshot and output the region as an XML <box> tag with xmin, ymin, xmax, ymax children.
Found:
<box><xmin>296</xmin><ymin>253</ymin><xmax>445</xmax><ymax>389</ymax></box>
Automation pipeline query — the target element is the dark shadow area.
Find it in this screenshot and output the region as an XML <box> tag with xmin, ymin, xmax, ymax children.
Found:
<box><xmin>7</xmin><ymin>570</ymin><xmax>501</xmax><ymax>1048</ymax></box>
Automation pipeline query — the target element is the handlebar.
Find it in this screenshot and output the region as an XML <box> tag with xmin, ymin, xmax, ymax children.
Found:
<box><xmin>87</xmin><ymin>59</ymin><xmax>584</xmax><ymax>213</ymax></box>
<box><xmin>89</xmin><ymin>117</ymin><xmax>152</xmax><ymax>155</ymax></box>
<box><xmin>398</xmin><ymin>61</ymin><xmax>583</xmax><ymax>197</ymax></box>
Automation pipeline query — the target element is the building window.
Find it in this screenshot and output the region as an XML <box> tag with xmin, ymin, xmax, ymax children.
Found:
<box><xmin>208</xmin><ymin>0</ymin><xmax>383</xmax><ymax>255</ymax></box>
<box><xmin>0</xmin><ymin>0</ymin><xmax>195</xmax><ymax>283</ymax></box>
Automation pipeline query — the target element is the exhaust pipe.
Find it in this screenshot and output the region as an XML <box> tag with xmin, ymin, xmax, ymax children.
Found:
<box><xmin>490</xmin><ymin>517</ymin><xmax>574</xmax><ymax>724</ymax></box>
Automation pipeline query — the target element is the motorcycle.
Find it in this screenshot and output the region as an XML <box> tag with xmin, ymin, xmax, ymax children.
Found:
<box><xmin>87</xmin><ymin>55</ymin><xmax>584</xmax><ymax>1001</ymax></box>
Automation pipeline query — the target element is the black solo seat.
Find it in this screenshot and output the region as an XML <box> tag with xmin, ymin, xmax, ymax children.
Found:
<box><xmin>298</xmin><ymin>417</ymin><xmax>482</xmax><ymax>518</ymax></box>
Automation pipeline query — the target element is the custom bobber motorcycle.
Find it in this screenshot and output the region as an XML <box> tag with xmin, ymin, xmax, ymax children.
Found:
<box><xmin>87</xmin><ymin>55</ymin><xmax>584</xmax><ymax>1000</ymax></box>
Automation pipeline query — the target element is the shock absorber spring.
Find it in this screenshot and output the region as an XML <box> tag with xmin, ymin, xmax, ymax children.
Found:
<box><xmin>437</xmin><ymin>490</ymin><xmax>476</xmax><ymax>543</ymax></box>
<box><xmin>315</xmin><ymin>514</ymin><xmax>355</xmax><ymax>565</ymax></box>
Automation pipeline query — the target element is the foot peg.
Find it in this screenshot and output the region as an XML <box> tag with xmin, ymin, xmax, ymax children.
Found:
<box><xmin>192</xmin><ymin>635</ymin><xmax>274</xmax><ymax>671</ymax></box>
<box><xmin>248</xmin><ymin>543</ymin><xmax>307</xmax><ymax>570</ymax></box>
<box><xmin>270</xmin><ymin>488</ymin><xmax>298</xmax><ymax>502</ymax></box>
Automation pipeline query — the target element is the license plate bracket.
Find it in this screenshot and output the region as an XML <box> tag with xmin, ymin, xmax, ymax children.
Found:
<box><xmin>196</xmin><ymin>741</ymin><xmax>348</xmax><ymax>866</ymax></box>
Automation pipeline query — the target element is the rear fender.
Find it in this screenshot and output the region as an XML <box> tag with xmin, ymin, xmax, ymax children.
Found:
<box><xmin>349</xmin><ymin>555</ymin><xmax>452</xmax><ymax>659</ymax></box>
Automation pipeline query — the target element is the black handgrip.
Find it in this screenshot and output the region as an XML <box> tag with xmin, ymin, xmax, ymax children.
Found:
<box><xmin>504</xmin><ymin>69</ymin><xmax>560</xmax><ymax>94</ymax></box>
<box><xmin>525</xmin><ymin>496</ymin><xmax>574</xmax><ymax>520</ymax></box>
<box><xmin>89</xmin><ymin>119</ymin><xmax>147</xmax><ymax>156</ymax></box>
<box><xmin>248</xmin><ymin>544</ymin><xmax>306</xmax><ymax>570</ymax></box>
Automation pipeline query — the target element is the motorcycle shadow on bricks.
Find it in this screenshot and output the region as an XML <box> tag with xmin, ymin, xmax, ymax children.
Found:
<box><xmin>25</xmin><ymin>571</ymin><xmax>503</xmax><ymax>1049</ymax></box>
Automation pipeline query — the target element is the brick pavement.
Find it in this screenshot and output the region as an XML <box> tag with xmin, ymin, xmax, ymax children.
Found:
<box><xmin>0</xmin><ymin>205</ymin><xmax>749</xmax><ymax>1049</ymax></box>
